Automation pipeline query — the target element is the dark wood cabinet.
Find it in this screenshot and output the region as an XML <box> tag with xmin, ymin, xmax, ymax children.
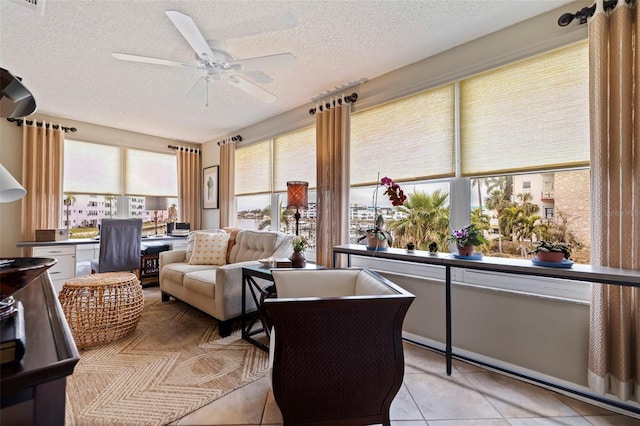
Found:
<box><xmin>1</xmin><ymin>272</ymin><xmax>80</xmax><ymax>425</ymax></box>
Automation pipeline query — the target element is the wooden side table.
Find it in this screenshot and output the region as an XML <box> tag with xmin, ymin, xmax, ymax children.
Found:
<box><xmin>241</xmin><ymin>263</ymin><xmax>324</xmax><ymax>351</ymax></box>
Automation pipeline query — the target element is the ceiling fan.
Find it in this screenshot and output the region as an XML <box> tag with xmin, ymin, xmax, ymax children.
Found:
<box><xmin>111</xmin><ymin>10</ymin><xmax>296</xmax><ymax>104</ymax></box>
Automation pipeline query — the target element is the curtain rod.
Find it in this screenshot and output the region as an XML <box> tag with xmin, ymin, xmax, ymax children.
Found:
<box><xmin>558</xmin><ymin>0</ymin><xmax>627</xmax><ymax>26</ymax></box>
<box><xmin>309</xmin><ymin>92</ymin><xmax>358</xmax><ymax>116</ymax></box>
<box><xmin>167</xmin><ymin>144</ymin><xmax>200</xmax><ymax>153</ymax></box>
<box><xmin>5</xmin><ymin>117</ymin><xmax>77</xmax><ymax>133</ymax></box>
<box><xmin>217</xmin><ymin>135</ymin><xmax>242</xmax><ymax>146</ymax></box>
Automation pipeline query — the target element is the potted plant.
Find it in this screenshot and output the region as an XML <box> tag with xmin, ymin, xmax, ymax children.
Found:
<box><xmin>358</xmin><ymin>175</ymin><xmax>406</xmax><ymax>251</ymax></box>
<box><xmin>290</xmin><ymin>235</ymin><xmax>309</xmax><ymax>268</ymax></box>
<box><xmin>449</xmin><ymin>224</ymin><xmax>487</xmax><ymax>256</ymax></box>
<box><xmin>406</xmin><ymin>242</ymin><xmax>415</xmax><ymax>253</ymax></box>
<box><xmin>529</xmin><ymin>240</ymin><xmax>570</xmax><ymax>263</ymax></box>
<box><xmin>428</xmin><ymin>241</ymin><xmax>438</xmax><ymax>255</ymax></box>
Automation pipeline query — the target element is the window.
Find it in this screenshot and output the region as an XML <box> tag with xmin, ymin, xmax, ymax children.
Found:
<box><xmin>345</xmin><ymin>40</ymin><xmax>590</xmax><ymax>301</ymax></box>
<box><xmin>459</xmin><ymin>41</ymin><xmax>589</xmax><ymax>177</ymax></box>
<box><xmin>63</xmin><ymin>140</ymin><xmax>178</xmax><ymax>237</ymax></box>
<box><xmin>235</xmin><ymin>127</ymin><xmax>317</xmax><ymax>244</ymax></box>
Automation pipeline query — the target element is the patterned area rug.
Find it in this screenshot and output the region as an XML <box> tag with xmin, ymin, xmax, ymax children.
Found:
<box><xmin>65</xmin><ymin>289</ymin><xmax>268</xmax><ymax>425</ymax></box>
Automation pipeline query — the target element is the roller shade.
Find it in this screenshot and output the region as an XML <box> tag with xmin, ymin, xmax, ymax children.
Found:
<box><xmin>235</xmin><ymin>140</ymin><xmax>272</xmax><ymax>195</ymax></box>
<box><xmin>351</xmin><ymin>83</ymin><xmax>455</xmax><ymax>186</ymax></box>
<box><xmin>125</xmin><ymin>149</ymin><xmax>178</xmax><ymax>196</ymax></box>
<box><xmin>274</xmin><ymin>126</ymin><xmax>316</xmax><ymax>192</ymax></box>
<box><xmin>460</xmin><ymin>41</ymin><xmax>589</xmax><ymax>176</ymax></box>
<box><xmin>64</xmin><ymin>140</ymin><xmax>121</xmax><ymax>195</ymax></box>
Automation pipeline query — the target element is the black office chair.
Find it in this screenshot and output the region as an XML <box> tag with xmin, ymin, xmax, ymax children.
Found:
<box><xmin>90</xmin><ymin>219</ymin><xmax>142</xmax><ymax>276</ymax></box>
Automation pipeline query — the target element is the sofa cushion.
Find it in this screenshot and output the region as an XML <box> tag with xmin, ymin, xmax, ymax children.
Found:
<box><xmin>189</xmin><ymin>232</ymin><xmax>230</xmax><ymax>265</ymax></box>
<box><xmin>183</xmin><ymin>270</ymin><xmax>216</xmax><ymax>299</ymax></box>
<box><xmin>161</xmin><ymin>262</ymin><xmax>214</xmax><ymax>286</ymax></box>
<box><xmin>223</xmin><ymin>227</ymin><xmax>242</xmax><ymax>263</ymax></box>
<box><xmin>185</xmin><ymin>229</ymin><xmax>226</xmax><ymax>262</ymax></box>
<box><xmin>230</xmin><ymin>230</ymin><xmax>282</xmax><ymax>263</ymax></box>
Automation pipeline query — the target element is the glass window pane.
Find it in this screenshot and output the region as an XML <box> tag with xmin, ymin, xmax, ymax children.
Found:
<box><xmin>350</xmin><ymin>180</ymin><xmax>450</xmax><ymax>250</ymax></box>
<box><xmin>471</xmin><ymin>170</ymin><xmax>590</xmax><ymax>263</ymax></box>
<box><xmin>236</xmin><ymin>194</ymin><xmax>271</xmax><ymax>230</ymax></box>
<box><xmin>63</xmin><ymin>194</ymin><xmax>117</xmax><ymax>238</ymax></box>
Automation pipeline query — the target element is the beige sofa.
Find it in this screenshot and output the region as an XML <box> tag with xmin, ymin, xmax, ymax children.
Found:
<box><xmin>159</xmin><ymin>229</ymin><xmax>293</xmax><ymax>336</ymax></box>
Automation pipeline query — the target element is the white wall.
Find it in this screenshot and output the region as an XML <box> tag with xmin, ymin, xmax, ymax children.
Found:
<box><xmin>200</xmin><ymin>139</ymin><xmax>220</xmax><ymax>229</ymax></box>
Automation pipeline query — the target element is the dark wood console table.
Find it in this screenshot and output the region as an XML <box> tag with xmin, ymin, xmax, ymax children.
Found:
<box><xmin>0</xmin><ymin>272</ymin><xmax>80</xmax><ymax>425</ymax></box>
<box><xmin>333</xmin><ymin>244</ymin><xmax>640</xmax><ymax>414</ymax></box>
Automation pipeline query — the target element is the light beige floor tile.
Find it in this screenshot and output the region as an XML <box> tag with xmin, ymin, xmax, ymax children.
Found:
<box><xmin>403</xmin><ymin>371</ymin><xmax>502</xmax><ymax>420</ymax></box>
<box><xmin>554</xmin><ymin>394</ymin><xmax>618</xmax><ymax>417</ymax></box>
<box><xmin>173</xmin><ymin>376</ymin><xmax>270</xmax><ymax>425</ymax></box>
<box><xmin>461</xmin><ymin>372</ymin><xmax>578</xmax><ymax>418</ymax></box>
<box><xmin>583</xmin><ymin>415</ymin><xmax>640</xmax><ymax>425</ymax></box>
<box><xmin>261</xmin><ymin>391</ymin><xmax>283</xmax><ymax>425</ymax></box>
<box><xmin>390</xmin><ymin>421</ymin><xmax>428</xmax><ymax>425</ymax></box>
<box><xmin>427</xmin><ymin>420</ymin><xmax>511</xmax><ymax>426</ymax></box>
<box><xmin>403</xmin><ymin>342</ymin><xmax>450</xmax><ymax>374</ymax></box>
<box><xmin>391</xmin><ymin>383</ymin><xmax>424</xmax><ymax>421</ymax></box>
<box><xmin>506</xmin><ymin>417</ymin><xmax>591</xmax><ymax>425</ymax></box>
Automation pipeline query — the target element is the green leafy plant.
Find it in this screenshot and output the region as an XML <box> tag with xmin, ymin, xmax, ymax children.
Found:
<box><xmin>291</xmin><ymin>235</ymin><xmax>309</xmax><ymax>252</ymax></box>
<box><xmin>448</xmin><ymin>224</ymin><xmax>488</xmax><ymax>247</ymax></box>
<box><xmin>529</xmin><ymin>240</ymin><xmax>571</xmax><ymax>259</ymax></box>
<box><xmin>428</xmin><ymin>241</ymin><xmax>438</xmax><ymax>253</ymax></box>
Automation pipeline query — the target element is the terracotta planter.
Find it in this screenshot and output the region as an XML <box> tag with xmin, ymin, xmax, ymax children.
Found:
<box><xmin>366</xmin><ymin>233</ymin><xmax>388</xmax><ymax>251</ymax></box>
<box><xmin>290</xmin><ymin>250</ymin><xmax>306</xmax><ymax>268</ymax></box>
<box><xmin>456</xmin><ymin>244</ymin><xmax>475</xmax><ymax>257</ymax></box>
<box><xmin>536</xmin><ymin>251</ymin><xmax>564</xmax><ymax>263</ymax></box>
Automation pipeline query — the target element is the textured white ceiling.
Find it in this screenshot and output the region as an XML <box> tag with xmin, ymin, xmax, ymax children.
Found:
<box><xmin>0</xmin><ymin>0</ymin><xmax>574</xmax><ymax>143</ymax></box>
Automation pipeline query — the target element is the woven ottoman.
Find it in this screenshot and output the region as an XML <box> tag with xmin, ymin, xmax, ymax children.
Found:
<box><xmin>59</xmin><ymin>272</ymin><xmax>144</xmax><ymax>349</ymax></box>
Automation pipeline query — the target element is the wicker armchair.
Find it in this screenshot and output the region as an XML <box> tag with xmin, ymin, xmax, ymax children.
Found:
<box><xmin>265</xmin><ymin>268</ymin><xmax>414</xmax><ymax>426</ymax></box>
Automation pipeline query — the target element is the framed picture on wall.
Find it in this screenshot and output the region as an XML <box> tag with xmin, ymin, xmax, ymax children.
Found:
<box><xmin>203</xmin><ymin>165</ymin><xmax>219</xmax><ymax>209</ymax></box>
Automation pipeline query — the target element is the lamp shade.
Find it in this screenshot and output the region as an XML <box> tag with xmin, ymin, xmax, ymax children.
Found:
<box><xmin>286</xmin><ymin>181</ymin><xmax>308</xmax><ymax>209</ymax></box>
<box><xmin>0</xmin><ymin>163</ymin><xmax>26</xmax><ymax>203</ymax></box>
<box><xmin>145</xmin><ymin>196</ymin><xmax>165</xmax><ymax>211</ymax></box>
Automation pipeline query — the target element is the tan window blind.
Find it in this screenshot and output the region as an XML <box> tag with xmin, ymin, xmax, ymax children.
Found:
<box><xmin>460</xmin><ymin>40</ymin><xmax>589</xmax><ymax>176</ymax></box>
<box><xmin>351</xmin><ymin>84</ymin><xmax>455</xmax><ymax>186</ymax></box>
<box><xmin>273</xmin><ymin>126</ymin><xmax>316</xmax><ymax>192</ymax></box>
<box><xmin>64</xmin><ymin>140</ymin><xmax>121</xmax><ymax>195</ymax></box>
<box><xmin>125</xmin><ymin>149</ymin><xmax>178</xmax><ymax>196</ymax></box>
<box><xmin>235</xmin><ymin>140</ymin><xmax>272</xmax><ymax>195</ymax></box>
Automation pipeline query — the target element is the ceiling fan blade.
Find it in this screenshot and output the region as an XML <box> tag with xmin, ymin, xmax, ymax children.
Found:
<box><xmin>228</xmin><ymin>75</ymin><xmax>277</xmax><ymax>103</ymax></box>
<box><xmin>111</xmin><ymin>53</ymin><xmax>196</xmax><ymax>69</ymax></box>
<box><xmin>232</xmin><ymin>53</ymin><xmax>296</xmax><ymax>72</ymax></box>
<box><xmin>165</xmin><ymin>10</ymin><xmax>215</xmax><ymax>62</ymax></box>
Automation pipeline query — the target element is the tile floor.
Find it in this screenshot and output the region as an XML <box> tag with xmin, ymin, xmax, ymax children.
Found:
<box><xmin>171</xmin><ymin>340</ymin><xmax>640</xmax><ymax>426</ymax></box>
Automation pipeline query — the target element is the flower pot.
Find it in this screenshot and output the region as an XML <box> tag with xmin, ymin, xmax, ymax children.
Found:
<box><xmin>536</xmin><ymin>251</ymin><xmax>564</xmax><ymax>263</ymax></box>
<box><xmin>456</xmin><ymin>244</ymin><xmax>475</xmax><ymax>257</ymax></box>
<box><xmin>290</xmin><ymin>250</ymin><xmax>306</xmax><ymax>268</ymax></box>
<box><xmin>366</xmin><ymin>234</ymin><xmax>388</xmax><ymax>251</ymax></box>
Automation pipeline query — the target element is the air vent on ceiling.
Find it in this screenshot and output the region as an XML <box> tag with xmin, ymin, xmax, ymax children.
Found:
<box><xmin>11</xmin><ymin>0</ymin><xmax>45</xmax><ymax>15</ymax></box>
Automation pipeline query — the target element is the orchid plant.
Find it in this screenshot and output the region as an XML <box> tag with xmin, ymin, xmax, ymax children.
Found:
<box><xmin>448</xmin><ymin>224</ymin><xmax>488</xmax><ymax>247</ymax></box>
<box><xmin>358</xmin><ymin>175</ymin><xmax>406</xmax><ymax>246</ymax></box>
